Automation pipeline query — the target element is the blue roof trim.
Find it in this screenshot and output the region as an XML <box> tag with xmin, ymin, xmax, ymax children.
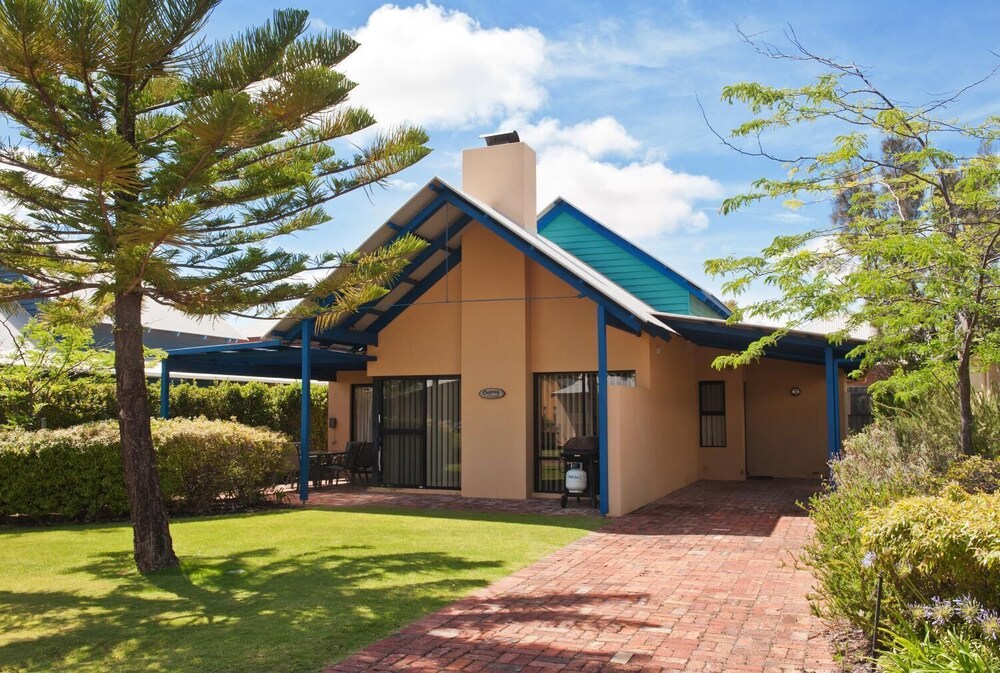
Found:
<box><xmin>657</xmin><ymin>315</ymin><xmax>861</xmax><ymax>367</ymax></box>
<box><xmin>537</xmin><ymin>200</ymin><xmax>732</xmax><ymax>318</ymax></box>
<box><xmin>432</xmin><ymin>186</ymin><xmax>649</xmax><ymax>337</ymax></box>
<box><xmin>164</xmin><ymin>339</ymin><xmax>371</xmax><ymax>381</ymax></box>
<box><xmin>368</xmin><ymin>249</ymin><xmax>462</xmax><ymax>333</ymax></box>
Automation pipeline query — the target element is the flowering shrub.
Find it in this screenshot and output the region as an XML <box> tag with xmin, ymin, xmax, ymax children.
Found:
<box><xmin>861</xmin><ymin>490</ymin><xmax>1000</xmax><ymax>610</ymax></box>
<box><xmin>878</xmin><ymin>626</ymin><xmax>1000</xmax><ymax>673</ymax></box>
<box><xmin>0</xmin><ymin>418</ymin><xmax>289</xmax><ymax>520</ymax></box>
<box><xmin>800</xmin><ymin>422</ymin><xmax>942</xmax><ymax>629</ymax></box>
<box><xmin>905</xmin><ymin>596</ymin><xmax>1000</xmax><ymax>643</ymax></box>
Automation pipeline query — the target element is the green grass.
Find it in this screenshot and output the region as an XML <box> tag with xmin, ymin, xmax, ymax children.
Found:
<box><xmin>0</xmin><ymin>507</ymin><xmax>602</xmax><ymax>673</ymax></box>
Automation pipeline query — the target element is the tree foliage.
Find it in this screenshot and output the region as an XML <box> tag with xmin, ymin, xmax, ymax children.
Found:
<box><xmin>0</xmin><ymin>301</ymin><xmax>118</xmax><ymax>428</ymax></box>
<box><xmin>0</xmin><ymin>0</ymin><xmax>429</xmax><ymax>316</ymax></box>
<box><xmin>706</xmin><ymin>30</ymin><xmax>1000</xmax><ymax>453</ymax></box>
<box><xmin>0</xmin><ymin>0</ymin><xmax>431</xmax><ymax>571</ymax></box>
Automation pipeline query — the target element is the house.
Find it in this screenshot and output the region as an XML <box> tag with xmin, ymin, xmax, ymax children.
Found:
<box><xmin>162</xmin><ymin>136</ymin><xmax>862</xmax><ymax>516</ymax></box>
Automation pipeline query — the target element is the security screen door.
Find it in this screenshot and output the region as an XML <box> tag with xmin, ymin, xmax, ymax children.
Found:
<box><xmin>376</xmin><ymin>378</ymin><xmax>460</xmax><ymax>489</ymax></box>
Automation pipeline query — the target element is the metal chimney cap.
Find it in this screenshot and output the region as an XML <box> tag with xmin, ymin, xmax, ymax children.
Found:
<box><xmin>479</xmin><ymin>130</ymin><xmax>520</xmax><ymax>147</ymax></box>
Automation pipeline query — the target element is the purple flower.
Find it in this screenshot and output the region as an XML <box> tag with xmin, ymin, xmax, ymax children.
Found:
<box><xmin>908</xmin><ymin>603</ymin><xmax>930</xmax><ymax>623</ymax></box>
<box><xmin>861</xmin><ymin>551</ymin><xmax>876</xmax><ymax>568</ymax></box>
<box><xmin>980</xmin><ymin>610</ymin><xmax>1000</xmax><ymax>641</ymax></box>
<box><xmin>928</xmin><ymin>596</ymin><xmax>955</xmax><ymax>627</ymax></box>
<box><xmin>955</xmin><ymin>596</ymin><xmax>982</xmax><ymax>625</ymax></box>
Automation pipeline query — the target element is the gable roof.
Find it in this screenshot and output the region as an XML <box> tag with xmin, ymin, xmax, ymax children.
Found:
<box><xmin>269</xmin><ymin>178</ymin><xmax>678</xmax><ymax>345</ymax></box>
<box><xmin>537</xmin><ymin>198</ymin><xmax>731</xmax><ymax>318</ymax></box>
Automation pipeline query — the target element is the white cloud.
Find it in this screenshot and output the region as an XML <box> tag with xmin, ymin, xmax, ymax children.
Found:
<box><xmin>537</xmin><ymin>145</ymin><xmax>723</xmax><ymax>238</ymax></box>
<box><xmin>343</xmin><ymin>3</ymin><xmax>546</xmax><ymax>128</ymax></box>
<box><xmin>548</xmin><ymin>17</ymin><xmax>730</xmax><ymax>79</ymax></box>
<box><xmin>506</xmin><ymin>115</ymin><xmax>641</xmax><ymax>159</ymax></box>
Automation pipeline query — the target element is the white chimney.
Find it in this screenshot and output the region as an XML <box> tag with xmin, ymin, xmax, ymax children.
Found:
<box><xmin>462</xmin><ymin>132</ymin><xmax>537</xmax><ymax>231</ymax></box>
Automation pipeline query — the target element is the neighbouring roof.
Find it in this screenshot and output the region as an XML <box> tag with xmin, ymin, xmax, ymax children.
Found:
<box><xmin>537</xmin><ymin>198</ymin><xmax>731</xmax><ymax>319</ymax></box>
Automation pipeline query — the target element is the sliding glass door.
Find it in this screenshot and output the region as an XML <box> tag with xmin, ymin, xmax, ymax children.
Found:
<box><xmin>534</xmin><ymin>371</ymin><xmax>636</xmax><ymax>493</ymax></box>
<box><xmin>376</xmin><ymin>377</ymin><xmax>460</xmax><ymax>489</ymax></box>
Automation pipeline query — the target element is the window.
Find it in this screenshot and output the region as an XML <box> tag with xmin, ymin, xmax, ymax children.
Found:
<box><xmin>699</xmin><ymin>381</ymin><xmax>726</xmax><ymax>447</ymax></box>
<box><xmin>847</xmin><ymin>386</ymin><xmax>873</xmax><ymax>435</ymax></box>
<box><xmin>350</xmin><ymin>384</ymin><xmax>373</xmax><ymax>442</ymax></box>
<box><xmin>533</xmin><ymin>370</ymin><xmax>635</xmax><ymax>493</ymax></box>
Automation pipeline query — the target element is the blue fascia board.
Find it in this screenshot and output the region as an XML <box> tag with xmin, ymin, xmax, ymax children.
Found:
<box><xmin>164</xmin><ymin>339</ymin><xmax>284</xmax><ymax>357</ymax></box>
<box><xmin>368</xmin><ymin>250</ymin><xmax>462</xmax><ymax>333</ymax></box>
<box><xmin>666</xmin><ymin>319</ymin><xmax>858</xmax><ymax>353</ymax></box>
<box><xmin>335</xmin><ymin>197</ymin><xmax>455</xmax><ymax>331</ymax></box>
<box><xmin>538</xmin><ymin>200</ymin><xmax>732</xmax><ymax>318</ymax></box>
<box><xmin>312</xmin><ymin>327</ymin><xmax>378</xmax><ymax>347</ymax></box>
<box><xmin>338</xmin><ymin>214</ymin><xmax>472</xmax><ymax>334</ymax></box>
<box><xmin>433</xmin><ymin>188</ymin><xmax>645</xmax><ymax>335</ymax></box>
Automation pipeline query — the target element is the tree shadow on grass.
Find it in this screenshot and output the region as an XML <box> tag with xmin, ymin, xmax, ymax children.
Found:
<box><xmin>0</xmin><ymin>544</ymin><xmax>503</xmax><ymax>673</ymax></box>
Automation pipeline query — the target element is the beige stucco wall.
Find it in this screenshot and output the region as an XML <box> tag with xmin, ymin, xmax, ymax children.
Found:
<box><xmin>324</xmin><ymin>217</ymin><xmax>847</xmax><ymax>511</ymax></box>
<box><xmin>367</xmin><ymin>266</ymin><xmax>462</xmax><ymax>377</ymax></box>
<box><xmin>459</xmin><ymin>223</ymin><xmax>533</xmax><ymax>499</ymax></box>
<box><xmin>607</xmin><ymin>336</ymin><xmax>702</xmax><ymax>516</ymax></box>
<box><xmin>744</xmin><ymin>358</ymin><xmax>829</xmax><ymax>478</ymax></box>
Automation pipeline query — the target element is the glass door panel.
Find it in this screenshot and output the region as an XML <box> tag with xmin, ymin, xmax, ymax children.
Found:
<box><xmin>376</xmin><ymin>377</ymin><xmax>461</xmax><ymax>489</ymax></box>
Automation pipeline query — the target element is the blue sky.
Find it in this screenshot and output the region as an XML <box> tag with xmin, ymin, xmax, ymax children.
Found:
<box><xmin>207</xmin><ymin>2</ymin><xmax>996</xmax><ymax>330</ymax></box>
<box><xmin>0</xmin><ymin>2</ymin><xmax>992</xmax><ymax>334</ymax></box>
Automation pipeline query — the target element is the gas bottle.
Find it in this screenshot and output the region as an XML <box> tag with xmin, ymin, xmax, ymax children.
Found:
<box><xmin>565</xmin><ymin>462</ymin><xmax>587</xmax><ymax>493</ymax></box>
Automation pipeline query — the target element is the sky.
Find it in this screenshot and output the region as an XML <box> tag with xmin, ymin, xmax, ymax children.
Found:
<box><xmin>233</xmin><ymin>0</ymin><xmax>993</xmax><ymax>306</ymax></box>
<box><xmin>40</xmin><ymin>1</ymin><xmax>1000</xmax><ymax>334</ymax></box>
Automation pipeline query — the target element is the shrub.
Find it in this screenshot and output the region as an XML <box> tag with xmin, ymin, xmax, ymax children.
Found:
<box><xmin>0</xmin><ymin>377</ymin><xmax>328</xmax><ymax>449</ymax></box>
<box><xmin>861</xmin><ymin>489</ymin><xmax>1000</xmax><ymax>610</ymax></box>
<box><xmin>945</xmin><ymin>456</ymin><xmax>1000</xmax><ymax>494</ymax></box>
<box><xmin>801</xmin><ymin>422</ymin><xmax>945</xmax><ymax>629</ymax></box>
<box><xmin>878</xmin><ymin>625</ymin><xmax>1000</xmax><ymax>673</ymax></box>
<box><xmin>0</xmin><ymin>418</ymin><xmax>290</xmax><ymax>520</ymax></box>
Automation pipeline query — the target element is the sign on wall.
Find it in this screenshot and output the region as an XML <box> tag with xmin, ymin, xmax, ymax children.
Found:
<box><xmin>479</xmin><ymin>387</ymin><xmax>506</xmax><ymax>400</ymax></box>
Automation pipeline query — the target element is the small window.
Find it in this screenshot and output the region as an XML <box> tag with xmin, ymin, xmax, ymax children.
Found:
<box><xmin>699</xmin><ymin>381</ymin><xmax>726</xmax><ymax>447</ymax></box>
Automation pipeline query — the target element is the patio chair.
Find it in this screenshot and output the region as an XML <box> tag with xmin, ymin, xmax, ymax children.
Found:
<box><xmin>324</xmin><ymin>441</ymin><xmax>364</xmax><ymax>485</ymax></box>
<box><xmin>353</xmin><ymin>442</ymin><xmax>376</xmax><ymax>484</ymax></box>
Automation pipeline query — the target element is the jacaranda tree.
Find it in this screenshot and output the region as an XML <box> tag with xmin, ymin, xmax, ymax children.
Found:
<box><xmin>706</xmin><ymin>30</ymin><xmax>1000</xmax><ymax>456</ymax></box>
<box><xmin>0</xmin><ymin>0</ymin><xmax>430</xmax><ymax>571</ymax></box>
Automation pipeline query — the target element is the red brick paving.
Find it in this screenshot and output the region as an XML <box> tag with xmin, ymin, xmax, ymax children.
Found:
<box><xmin>319</xmin><ymin>480</ymin><xmax>838</xmax><ymax>673</ymax></box>
<box><xmin>302</xmin><ymin>486</ymin><xmax>601</xmax><ymax>517</ymax></box>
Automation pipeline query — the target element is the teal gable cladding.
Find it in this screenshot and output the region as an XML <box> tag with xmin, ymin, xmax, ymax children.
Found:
<box><xmin>537</xmin><ymin>200</ymin><xmax>731</xmax><ymax>319</ymax></box>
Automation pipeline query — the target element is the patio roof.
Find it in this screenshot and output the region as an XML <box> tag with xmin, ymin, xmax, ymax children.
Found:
<box><xmin>162</xmin><ymin>339</ymin><xmax>370</xmax><ymax>381</ymax></box>
<box><xmin>654</xmin><ymin>312</ymin><xmax>862</xmax><ymax>367</ymax></box>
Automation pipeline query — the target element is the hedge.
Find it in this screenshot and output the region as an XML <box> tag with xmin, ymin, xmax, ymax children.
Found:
<box><xmin>0</xmin><ymin>418</ymin><xmax>291</xmax><ymax>520</ymax></box>
<box><xmin>0</xmin><ymin>378</ymin><xmax>327</xmax><ymax>448</ymax></box>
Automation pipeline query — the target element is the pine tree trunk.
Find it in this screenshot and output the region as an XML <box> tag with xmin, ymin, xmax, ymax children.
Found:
<box><xmin>114</xmin><ymin>291</ymin><xmax>178</xmax><ymax>572</ymax></box>
<box><xmin>957</xmin><ymin>351</ymin><xmax>974</xmax><ymax>456</ymax></box>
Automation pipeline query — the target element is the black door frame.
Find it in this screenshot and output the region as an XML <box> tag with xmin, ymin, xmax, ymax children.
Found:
<box><xmin>373</xmin><ymin>376</ymin><xmax>460</xmax><ymax>489</ymax></box>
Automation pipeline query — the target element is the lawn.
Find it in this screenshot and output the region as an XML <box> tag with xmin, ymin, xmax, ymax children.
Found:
<box><xmin>0</xmin><ymin>507</ymin><xmax>603</xmax><ymax>673</ymax></box>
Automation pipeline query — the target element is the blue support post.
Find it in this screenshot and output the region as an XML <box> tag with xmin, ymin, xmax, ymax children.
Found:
<box><xmin>159</xmin><ymin>360</ymin><xmax>170</xmax><ymax>419</ymax></box>
<box><xmin>298</xmin><ymin>319</ymin><xmax>314</xmax><ymax>503</ymax></box>
<box><xmin>824</xmin><ymin>346</ymin><xmax>840</xmax><ymax>463</ymax></box>
<box><xmin>597</xmin><ymin>305</ymin><xmax>610</xmax><ymax>515</ymax></box>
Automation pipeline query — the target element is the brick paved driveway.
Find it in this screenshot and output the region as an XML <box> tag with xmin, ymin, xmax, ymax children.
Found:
<box><xmin>322</xmin><ymin>480</ymin><xmax>838</xmax><ymax>673</ymax></box>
